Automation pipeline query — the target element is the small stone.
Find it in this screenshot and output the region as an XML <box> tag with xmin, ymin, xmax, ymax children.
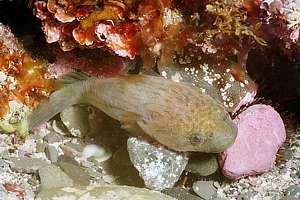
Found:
<box><xmin>57</xmin><ymin>155</ymin><xmax>79</xmax><ymax>166</ymax></box>
<box><xmin>60</xmin><ymin>105</ymin><xmax>91</xmax><ymax>137</ymax></box>
<box><xmin>127</xmin><ymin>137</ymin><xmax>189</xmax><ymax>190</ymax></box>
<box><xmin>51</xmin><ymin>119</ymin><xmax>69</xmax><ymax>136</ymax></box>
<box><xmin>297</xmin><ymin>170</ymin><xmax>300</xmax><ymax>178</ymax></box>
<box><xmin>38</xmin><ymin>164</ymin><xmax>74</xmax><ymax>189</ymax></box>
<box><xmin>9</xmin><ymin>157</ymin><xmax>48</xmax><ymax>173</ymax></box>
<box><xmin>85</xmin><ymin>167</ymin><xmax>102</xmax><ymax>178</ymax></box>
<box><xmin>102</xmin><ymin>174</ymin><xmax>115</xmax><ymax>184</ymax></box>
<box><xmin>60</xmin><ymin>142</ymin><xmax>83</xmax><ymax>158</ymax></box>
<box><xmin>36</xmin><ymin>142</ymin><xmax>47</xmax><ymax>153</ymax></box>
<box><xmin>45</xmin><ymin>145</ymin><xmax>59</xmax><ymax>163</ymax></box>
<box><xmin>36</xmin><ymin>185</ymin><xmax>176</xmax><ymax>200</ymax></box>
<box><xmin>0</xmin><ymin>149</ymin><xmax>9</xmax><ymax>159</ymax></box>
<box><xmin>28</xmin><ymin>176</ymin><xmax>39</xmax><ymax>186</ymax></box>
<box><xmin>284</xmin><ymin>185</ymin><xmax>300</xmax><ymax>198</ymax></box>
<box><xmin>82</xmin><ymin>144</ymin><xmax>112</xmax><ymax>163</ymax></box>
<box><xmin>237</xmin><ymin>191</ymin><xmax>258</xmax><ymax>200</ymax></box>
<box><xmin>163</xmin><ymin>187</ymin><xmax>203</xmax><ymax>200</ymax></box>
<box><xmin>186</xmin><ymin>153</ymin><xmax>219</xmax><ymax>176</ymax></box>
<box><xmin>192</xmin><ymin>181</ymin><xmax>217</xmax><ymax>200</ymax></box>
<box><xmin>281</xmin><ymin>197</ymin><xmax>300</xmax><ymax>200</ymax></box>
<box><xmin>0</xmin><ymin>159</ymin><xmax>4</xmax><ymax>167</ymax></box>
<box><xmin>44</xmin><ymin>132</ymin><xmax>64</xmax><ymax>143</ymax></box>
<box><xmin>58</xmin><ymin>161</ymin><xmax>90</xmax><ymax>186</ymax></box>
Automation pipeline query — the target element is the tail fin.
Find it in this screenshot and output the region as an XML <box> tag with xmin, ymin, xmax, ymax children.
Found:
<box><xmin>28</xmin><ymin>83</ymin><xmax>83</xmax><ymax>130</ymax></box>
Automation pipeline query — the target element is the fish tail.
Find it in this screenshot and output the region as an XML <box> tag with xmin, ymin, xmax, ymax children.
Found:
<box><xmin>28</xmin><ymin>82</ymin><xmax>84</xmax><ymax>130</ymax></box>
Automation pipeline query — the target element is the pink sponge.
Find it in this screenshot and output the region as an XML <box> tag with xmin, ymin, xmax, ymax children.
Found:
<box><xmin>219</xmin><ymin>104</ymin><xmax>286</xmax><ymax>180</ymax></box>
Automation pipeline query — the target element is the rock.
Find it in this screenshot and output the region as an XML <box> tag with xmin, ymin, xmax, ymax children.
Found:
<box><xmin>45</xmin><ymin>145</ymin><xmax>59</xmax><ymax>163</ymax></box>
<box><xmin>36</xmin><ymin>185</ymin><xmax>176</xmax><ymax>200</ymax></box>
<box><xmin>17</xmin><ymin>138</ymin><xmax>37</xmax><ymax>156</ymax></box>
<box><xmin>0</xmin><ymin>159</ymin><xmax>4</xmax><ymax>167</ymax></box>
<box><xmin>60</xmin><ymin>142</ymin><xmax>83</xmax><ymax>158</ymax></box>
<box><xmin>60</xmin><ymin>105</ymin><xmax>91</xmax><ymax>137</ymax></box>
<box><xmin>127</xmin><ymin>137</ymin><xmax>188</xmax><ymax>190</ymax></box>
<box><xmin>38</xmin><ymin>164</ymin><xmax>74</xmax><ymax>189</ymax></box>
<box><xmin>82</xmin><ymin>144</ymin><xmax>112</xmax><ymax>163</ymax></box>
<box><xmin>163</xmin><ymin>187</ymin><xmax>203</xmax><ymax>200</ymax></box>
<box><xmin>186</xmin><ymin>153</ymin><xmax>219</xmax><ymax>176</ymax></box>
<box><xmin>281</xmin><ymin>197</ymin><xmax>300</xmax><ymax>200</ymax></box>
<box><xmin>219</xmin><ymin>104</ymin><xmax>286</xmax><ymax>180</ymax></box>
<box><xmin>237</xmin><ymin>191</ymin><xmax>259</xmax><ymax>200</ymax></box>
<box><xmin>57</xmin><ymin>161</ymin><xmax>90</xmax><ymax>186</ymax></box>
<box><xmin>9</xmin><ymin>157</ymin><xmax>48</xmax><ymax>173</ymax></box>
<box><xmin>44</xmin><ymin>132</ymin><xmax>64</xmax><ymax>143</ymax></box>
<box><xmin>84</xmin><ymin>167</ymin><xmax>103</xmax><ymax>179</ymax></box>
<box><xmin>158</xmin><ymin>62</ymin><xmax>255</xmax><ymax>112</ymax></box>
<box><xmin>51</xmin><ymin>119</ymin><xmax>69</xmax><ymax>136</ymax></box>
<box><xmin>284</xmin><ymin>185</ymin><xmax>300</xmax><ymax>198</ymax></box>
<box><xmin>192</xmin><ymin>181</ymin><xmax>217</xmax><ymax>200</ymax></box>
<box><xmin>36</xmin><ymin>142</ymin><xmax>47</xmax><ymax>153</ymax></box>
<box><xmin>57</xmin><ymin>155</ymin><xmax>79</xmax><ymax>166</ymax></box>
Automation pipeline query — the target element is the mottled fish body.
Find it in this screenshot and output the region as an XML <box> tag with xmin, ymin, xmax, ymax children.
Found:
<box><xmin>29</xmin><ymin>74</ymin><xmax>237</xmax><ymax>152</ymax></box>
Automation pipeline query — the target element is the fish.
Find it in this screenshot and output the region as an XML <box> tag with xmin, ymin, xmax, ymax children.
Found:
<box><xmin>28</xmin><ymin>73</ymin><xmax>237</xmax><ymax>153</ymax></box>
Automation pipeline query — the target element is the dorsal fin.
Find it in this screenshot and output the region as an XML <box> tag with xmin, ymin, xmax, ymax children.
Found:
<box><xmin>55</xmin><ymin>70</ymin><xmax>90</xmax><ymax>87</ymax></box>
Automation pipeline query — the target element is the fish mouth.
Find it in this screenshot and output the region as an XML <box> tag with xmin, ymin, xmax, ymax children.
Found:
<box><xmin>207</xmin><ymin>126</ymin><xmax>238</xmax><ymax>153</ymax></box>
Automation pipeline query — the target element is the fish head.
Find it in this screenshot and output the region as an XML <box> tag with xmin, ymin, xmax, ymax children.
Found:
<box><xmin>182</xmin><ymin>110</ymin><xmax>238</xmax><ymax>153</ymax></box>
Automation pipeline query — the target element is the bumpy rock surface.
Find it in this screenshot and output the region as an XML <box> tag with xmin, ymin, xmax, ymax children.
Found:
<box><xmin>127</xmin><ymin>137</ymin><xmax>188</xmax><ymax>190</ymax></box>
<box><xmin>219</xmin><ymin>104</ymin><xmax>286</xmax><ymax>180</ymax></box>
<box><xmin>9</xmin><ymin>157</ymin><xmax>48</xmax><ymax>174</ymax></box>
<box><xmin>36</xmin><ymin>185</ymin><xmax>176</xmax><ymax>200</ymax></box>
<box><xmin>38</xmin><ymin>164</ymin><xmax>74</xmax><ymax>189</ymax></box>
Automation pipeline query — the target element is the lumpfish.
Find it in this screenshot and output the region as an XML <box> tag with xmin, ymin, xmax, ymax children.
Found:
<box><xmin>29</xmin><ymin>73</ymin><xmax>237</xmax><ymax>152</ymax></box>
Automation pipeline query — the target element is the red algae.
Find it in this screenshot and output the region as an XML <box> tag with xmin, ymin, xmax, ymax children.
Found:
<box><xmin>0</xmin><ymin>25</ymin><xmax>53</xmax><ymax>117</ymax></box>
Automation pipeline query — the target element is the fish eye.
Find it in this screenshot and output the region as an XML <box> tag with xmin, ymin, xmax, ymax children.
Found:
<box><xmin>190</xmin><ymin>133</ymin><xmax>203</xmax><ymax>145</ymax></box>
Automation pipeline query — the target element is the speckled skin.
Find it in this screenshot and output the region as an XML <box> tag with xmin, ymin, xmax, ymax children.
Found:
<box><xmin>30</xmin><ymin>75</ymin><xmax>237</xmax><ymax>152</ymax></box>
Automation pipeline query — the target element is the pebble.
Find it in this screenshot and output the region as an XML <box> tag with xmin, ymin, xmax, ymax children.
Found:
<box><xmin>36</xmin><ymin>142</ymin><xmax>47</xmax><ymax>153</ymax></box>
<box><xmin>38</xmin><ymin>164</ymin><xmax>74</xmax><ymax>189</ymax></box>
<box><xmin>57</xmin><ymin>155</ymin><xmax>79</xmax><ymax>166</ymax></box>
<box><xmin>186</xmin><ymin>153</ymin><xmax>219</xmax><ymax>176</ymax></box>
<box><xmin>44</xmin><ymin>145</ymin><xmax>59</xmax><ymax>163</ymax></box>
<box><xmin>36</xmin><ymin>185</ymin><xmax>176</xmax><ymax>200</ymax></box>
<box><xmin>57</xmin><ymin>161</ymin><xmax>90</xmax><ymax>186</ymax></box>
<box><xmin>84</xmin><ymin>167</ymin><xmax>102</xmax><ymax>179</ymax></box>
<box><xmin>127</xmin><ymin>137</ymin><xmax>188</xmax><ymax>190</ymax></box>
<box><xmin>192</xmin><ymin>181</ymin><xmax>217</xmax><ymax>200</ymax></box>
<box><xmin>9</xmin><ymin>157</ymin><xmax>49</xmax><ymax>173</ymax></box>
<box><xmin>51</xmin><ymin>119</ymin><xmax>69</xmax><ymax>136</ymax></box>
<box><xmin>60</xmin><ymin>105</ymin><xmax>91</xmax><ymax>137</ymax></box>
<box><xmin>59</xmin><ymin>142</ymin><xmax>83</xmax><ymax>158</ymax></box>
<box><xmin>281</xmin><ymin>197</ymin><xmax>300</xmax><ymax>200</ymax></box>
<box><xmin>163</xmin><ymin>187</ymin><xmax>203</xmax><ymax>200</ymax></box>
<box><xmin>237</xmin><ymin>191</ymin><xmax>259</xmax><ymax>200</ymax></box>
<box><xmin>0</xmin><ymin>159</ymin><xmax>4</xmax><ymax>167</ymax></box>
<box><xmin>284</xmin><ymin>185</ymin><xmax>300</xmax><ymax>198</ymax></box>
<box><xmin>43</xmin><ymin>132</ymin><xmax>64</xmax><ymax>143</ymax></box>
